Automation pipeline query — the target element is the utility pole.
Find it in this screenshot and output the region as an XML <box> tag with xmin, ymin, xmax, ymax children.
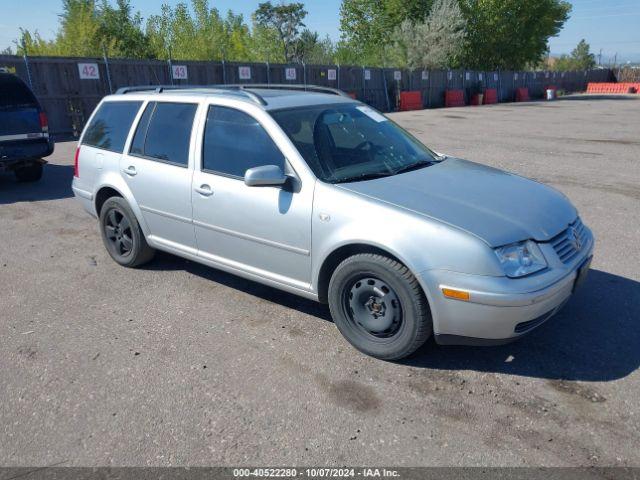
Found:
<box><xmin>598</xmin><ymin>48</ymin><xmax>602</xmax><ymax>66</ymax></box>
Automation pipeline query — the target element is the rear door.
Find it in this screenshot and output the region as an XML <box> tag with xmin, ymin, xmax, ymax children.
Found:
<box><xmin>120</xmin><ymin>100</ymin><xmax>200</xmax><ymax>252</ymax></box>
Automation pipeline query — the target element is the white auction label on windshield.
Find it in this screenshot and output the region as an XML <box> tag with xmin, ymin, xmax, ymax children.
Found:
<box><xmin>356</xmin><ymin>106</ymin><xmax>387</xmax><ymax>123</ymax></box>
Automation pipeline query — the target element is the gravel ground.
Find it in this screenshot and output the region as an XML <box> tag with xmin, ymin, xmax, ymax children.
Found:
<box><xmin>0</xmin><ymin>94</ymin><xmax>638</xmax><ymax>467</ymax></box>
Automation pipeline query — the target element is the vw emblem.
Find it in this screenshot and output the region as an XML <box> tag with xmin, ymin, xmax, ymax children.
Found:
<box><xmin>570</xmin><ymin>227</ymin><xmax>582</xmax><ymax>251</ymax></box>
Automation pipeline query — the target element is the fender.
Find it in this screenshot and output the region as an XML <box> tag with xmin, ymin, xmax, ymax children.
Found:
<box><xmin>93</xmin><ymin>170</ymin><xmax>151</xmax><ymax>237</ymax></box>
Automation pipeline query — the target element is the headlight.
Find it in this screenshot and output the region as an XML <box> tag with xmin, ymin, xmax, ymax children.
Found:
<box><xmin>495</xmin><ymin>240</ymin><xmax>547</xmax><ymax>278</ymax></box>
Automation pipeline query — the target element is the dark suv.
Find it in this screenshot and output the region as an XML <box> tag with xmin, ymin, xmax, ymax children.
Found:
<box><xmin>0</xmin><ymin>72</ymin><xmax>54</xmax><ymax>181</ymax></box>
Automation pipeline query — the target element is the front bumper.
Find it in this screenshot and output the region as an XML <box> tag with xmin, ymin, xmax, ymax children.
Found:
<box><xmin>419</xmin><ymin>237</ymin><xmax>594</xmax><ymax>345</ymax></box>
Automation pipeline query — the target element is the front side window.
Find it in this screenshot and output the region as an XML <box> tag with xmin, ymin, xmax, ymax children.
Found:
<box><xmin>202</xmin><ymin>106</ymin><xmax>285</xmax><ymax>178</ymax></box>
<box><xmin>82</xmin><ymin>101</ymin><xmax>142</xmax><ymax>153</ymax></box>
<box><xmin>271</xmin><ymin>103</ymin><xmax>439</xmax><ymax>183</ymax></box>
<box><xmin>130</xmin><ymin>102</ymin><xmax>197</xmax><ymax>167</ymax></box>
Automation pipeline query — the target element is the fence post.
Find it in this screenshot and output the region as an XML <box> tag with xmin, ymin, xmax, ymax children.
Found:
<box><xmin>362</xmin><ymin>66</ymin><xmax>366</xmax><ymax>101</ymax></box>
<box><xmin>102</xmin><ymin>45</ymin><xmax>113</xmax><ymax>94</ymax></box>
<box><xmin>222</xmin><ymin>60</ymin><xmax>226</xmax><ymax>84</ymax></box>
<box><xmin>167</xmin><ymin>46</ymin><xmax>174</xmax><ymax>85</ymax></box>
<box><xmin>382</xmin><ymin>69</ymin><xmax>391</xmax><ymax>112</ymax></box>
<box><xmin>266</xmin><ymin>61</ymin><xmax>270</xmax><ymax>85</ymax></box>
<box><xmin>302</xmin><ymin>62</ymin><xmax>307</xmax><ymax>89</ymax></box>
<box><xmin>22</xmin><ymin>54</ymin><xmax>33</xmax><ymax>90</ymax></box>
<box><xmin>337</xmin><ymin>64</ymin><xmax>340</xmax><ymax>90</ymax></box>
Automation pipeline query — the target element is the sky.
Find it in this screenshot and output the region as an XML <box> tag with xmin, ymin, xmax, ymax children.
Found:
<box><xmin>1</xmin><ymin>0</ymin><xmax>639</xmax><ymax>63</ymax></box>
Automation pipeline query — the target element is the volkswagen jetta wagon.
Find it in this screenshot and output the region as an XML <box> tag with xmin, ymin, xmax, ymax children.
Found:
<box><xmin>72</xmin><ymin>85</ymin><xmax>594</xmax><ymax>360</ymax></box>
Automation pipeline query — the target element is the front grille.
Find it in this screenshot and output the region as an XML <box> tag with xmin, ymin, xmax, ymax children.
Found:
<box><xmin>549</xmin><ymin>217</ymin><xmax>588</xmax><ymax>264</ymax></box>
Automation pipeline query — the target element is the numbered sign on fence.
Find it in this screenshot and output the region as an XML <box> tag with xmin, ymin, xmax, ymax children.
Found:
<box><xmin>285</xmin><ymin>67</ymin><xmax>297</xmax><ymax>80</ymax></box>
<box><xmin>478</xmin><ymin>73</ymin><xmax>483</xmax><ymax>81</ymax></box>
<box><xmin>514</xmin><ymin>72</ymin><xmax>518</xmax><ymax>80</ymax></box>
<box><xmin>78</xmin><ymin>63</ymin><xmax>99</xmax><ymax>80</ymax></box>
<box><xmin>238</xmin><ymin>66</ymin><xmax>251</xmax><ymax>80</ymax></box>
<box><xmin>421</xmin><ymin>71</ymin><xmax>428</xmax><ymax>80</ymax></box>
<box><xmin>465</xmin><ymin>72</ymin><xmax>470</xmax><ymax>81</ymax></box>
<box><xmin>494</xmin><ymin>73</ymin><xmax>498</xmax><ymax>81</ymax></box>
<box><xmin>327</xmin><ymin>69</ymin><xmax>337</xmax><ymax>81</ymax></box>
<box><xmin>393</xmin><ymin>71</ymin><xmax>401</xmax><ymax>81</ymax></box>
<box><xmin>364</xmin><ymin>69</ymin><xmax>371</xmax><ymax>81</ymax></box>
<box><xmin>172</xmin><ymin>65</ymin><xmax>188</xmax><ymax>80</ymax></box>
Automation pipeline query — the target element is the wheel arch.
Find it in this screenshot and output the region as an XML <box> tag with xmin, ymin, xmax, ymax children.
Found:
<box><xmin>316</xmin><ymin>243</ymin><xmax>424</xmax><ymax>304</ymax></box>
<box><xmin>93</xmin><ymin>180</ymin><xmax>150</xmax><ymax>237</ymax></box>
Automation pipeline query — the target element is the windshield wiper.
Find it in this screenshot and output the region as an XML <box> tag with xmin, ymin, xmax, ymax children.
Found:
<box><xmin>332</xmin><ymin>170</ymin><xmax>395</xmax><ymax>183</ymax></box>
<box><xmin>391</xmin><ymin>160</ymin><xmax>435</xmax><ymax>175</ymax></box>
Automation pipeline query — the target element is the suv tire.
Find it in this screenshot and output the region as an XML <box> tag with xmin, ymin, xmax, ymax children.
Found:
<box><xmin>14</xmin><ymin>163</ymin><xmax>43</xmax><ymax>182</ymax></box>
<box><xmin>328</xmin><ymin>253</ymin><xmax>432</xmax><ymax>360</ymax></box>
<box><xmin>99</xmin><ymin>197</ymin><xmax>155</xmax><ymax>267</ymax></box>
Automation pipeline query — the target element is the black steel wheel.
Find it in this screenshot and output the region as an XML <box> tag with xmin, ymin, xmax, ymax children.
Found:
<box><xmin>328</xmin><ymin>253</ymin><xmax>432</xmax><ymax>360</ymax></box>
<box><xmin>99</xmin><ymin>196</ymin><xmax>155</xmax><ymax>267</ymax></box>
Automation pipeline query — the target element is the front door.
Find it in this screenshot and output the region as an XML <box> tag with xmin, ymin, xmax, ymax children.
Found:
<box><xmin>191</xmin><ymin>105</ymin><xmax>313</xmax><ymax>290</ymax></box>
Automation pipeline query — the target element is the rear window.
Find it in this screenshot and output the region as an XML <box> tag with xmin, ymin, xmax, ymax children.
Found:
<box><xmin>129</xmin><ymin>102</ymin><xmax>197</xmax><ymax>167</ymax></box>
<box><xmin>82</xmin><ymin>101</ymin><xmax>142</xmax><ymax>153</ymax></box>
<box><xmin>0</xmin><ymin>74</ymin><xmax>38</xmax><ymax>109</ymax></box>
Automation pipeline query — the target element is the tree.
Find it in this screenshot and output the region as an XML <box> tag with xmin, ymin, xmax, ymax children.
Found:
<box><xmin>390</xmin><ymin>0</ymin><xmax>466</xmax><ymax>69</ymax></box>
<box><xmin>253</xmin><ymin>2</ymin><xmax>307</xmax><ymax>63</ymax></box>
<box><xmin>339</xmin><ymin>0</ymin><xmax>434</xmax><ymax>65</ymax></box>
<box><xmin>293</xmin><ymin>30</ymin><xmax>335</xmax><ymax>64</ymax></box>
<box><xmin>97</xmin><ymin>0</ymin><xmax>151</xmax><ymax>58</ymax></box>
<box><xmin>459</xmin><ymin>0</ymin><xmax>571</xmax><ymax>70</ymax></box>
<box><xmin>567</xmin><ymin>39</ymin><xmax>595</xmax><ymax>70</ymax></box>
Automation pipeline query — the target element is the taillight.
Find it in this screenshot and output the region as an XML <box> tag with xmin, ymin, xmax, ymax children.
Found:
<box><xmin>74</xmin><ymin>147</ymin><xmax>80</xmax><ymax>177</ymax></box>
<box><xmin>39</xmin><ymin>111</ymin><xmax>49</xmax><ymax>133</ymax></box>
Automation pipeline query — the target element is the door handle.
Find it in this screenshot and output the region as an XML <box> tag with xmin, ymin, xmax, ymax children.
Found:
<box><xmin>194</xmin><ymin>184</ymin><xmax>213</xmax><ymax>196</ymax></box>
<box><xmin>123</xmin><ymin>166</ymin><xmax>137</xmax><ymax>176</ymax></box>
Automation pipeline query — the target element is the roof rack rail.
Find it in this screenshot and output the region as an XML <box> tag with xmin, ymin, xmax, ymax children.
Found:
<box><xmin>226</xmin><ymin>84</ymin><xmax>351</xmax><ymax>99</ymax></box>
<box><xmin>114</xmin><ymin>85</ymin><xmax>267</xmax><ymax>106</ymax></box>
<box><xmin>114</xmin><ymin>83</ymin><xmax>352</xmax><ymax>105</ymax></box>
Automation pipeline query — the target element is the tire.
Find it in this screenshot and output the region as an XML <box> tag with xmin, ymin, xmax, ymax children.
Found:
<box><xmin>99</xmin><ymin>196</ymin><xmax>155</xmax><ymax>267</ymax></box>
<box><xmin>328</xmin><ymin>253</ymin><xmax>432</xmax><ymax>360</ymax></box>
<box><xmin>14</xmin><ymin>163</ymin><xmax>43</xmax><ymax>182</ymax></box>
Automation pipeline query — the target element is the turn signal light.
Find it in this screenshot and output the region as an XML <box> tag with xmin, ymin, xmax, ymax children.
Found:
<box><xmin>442</xmin><ymin>288</ymin><xmax>470</xmax><ymax>301</ymax></box>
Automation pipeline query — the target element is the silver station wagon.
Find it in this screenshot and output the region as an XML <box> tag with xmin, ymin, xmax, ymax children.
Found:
<box><xmin>72</xmin><ymin>85</ymin><xmax>594</xmax><ymax>360</ymax></box>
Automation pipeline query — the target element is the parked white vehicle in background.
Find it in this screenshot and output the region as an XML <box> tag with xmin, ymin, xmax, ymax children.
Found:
<box><xmin>72</xmin><ymin>85</ymin><xmax>594</xmax><ymax>360</ymax></box>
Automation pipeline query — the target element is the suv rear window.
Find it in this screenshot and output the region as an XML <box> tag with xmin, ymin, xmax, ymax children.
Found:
<box><xmin>0</xmin><ymin>73</ymin><xmax>38</xmax><ymax>109</ymax></box>
<box><xmin>130</xmin><ymin>102</ymin><xmax>197</xmax><ymax>167</ymax></box>
<box><xmin>82</xmin><ymin>101</ymin><xmax>142</xmax><ymax>153</ymax></box>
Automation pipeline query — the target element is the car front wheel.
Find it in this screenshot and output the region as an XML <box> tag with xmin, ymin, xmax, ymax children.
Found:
<box><xmin>328</xmin><ymin>253</ymin><xmax>432</xmax><ymax>360</ymax></box>
<box><xmin>99</xmin><ymin>197</ymin><xmax>155</xmax><ymax>267</ymax></box>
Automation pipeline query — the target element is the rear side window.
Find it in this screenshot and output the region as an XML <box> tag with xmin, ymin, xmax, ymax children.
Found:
<box><xmin>0</xmin><ymin>74</ymin><xmax>38</xmax><ymax>109</ymax></box>
<box><xmin>130</xmin><ymin>102</ymin><xmax>197</xmax><ymax>167</ymax></box>
<box><xmin>202</xmin><ymin>106</ymin><xmax>284</xmax><ymax>177</ymax></box>
<box><xmin>82</xmin><ymin>101</ymin><xmax>142</xmax><ymax>153</ymax></box>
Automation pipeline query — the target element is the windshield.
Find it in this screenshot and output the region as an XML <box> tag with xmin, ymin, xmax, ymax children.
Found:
<box><xmin>271</xmin><ymin>103</ymin><xmax>440</xmax><ymax>183</ymax></box>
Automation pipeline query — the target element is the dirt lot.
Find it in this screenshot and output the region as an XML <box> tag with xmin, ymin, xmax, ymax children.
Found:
<box><xmin>1</xmin><ymin>95</ymin><xmax>639</xmax><ymax>467</ymax></box>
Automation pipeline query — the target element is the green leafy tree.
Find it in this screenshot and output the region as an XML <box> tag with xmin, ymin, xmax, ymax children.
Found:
<box><xmin>293</xmin><ymin>30</ymin><xmax>335</xmax><ymax>64</ymax></box>
<box><xmin>459</xmin><ymin>0</ymin><xmax>571</xmax><ymax>70</ymax></box>
<box><xmin>553</xmin><ymin>39</ymin><xmax>595</xmax><ymax>71</ymax></box>
<box><xmin>339</xmin><ymin>0</ymin><xmax>434</xmax><ymax>65</ymax></box>
<box><xmin>253</xmin><ymin>2</ymin><xmax>307</xmax><ymax>63</ymax></box>
<box><xmin>390</xmin><ymin>0</ymin><xmax>466</xmax><ymax>69</ymax></box>
<box><xmin>97</xmin><ymin>0</ymin><xmax>151</xmax><ymax>58</ymax></box>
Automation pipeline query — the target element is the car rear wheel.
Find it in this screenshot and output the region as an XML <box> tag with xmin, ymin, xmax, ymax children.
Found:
<box><xmin>14</xmin><ymin>163</ymin><xmax>43</xmax><ymax>182</ymax></box>
<box><xmin>99</xmin><ymin>197</ymin><xmax>155</xmax><ymax>267</ymax></box>
<box><xmin>328</xmin><ymin>253</ymin><xmax>432</xmax><ymax>360</ymax></box>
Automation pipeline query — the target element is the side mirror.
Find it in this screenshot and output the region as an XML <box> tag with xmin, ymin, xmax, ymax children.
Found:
<box><xmin>244</xmin><ymin>165</ymin><xmax>287</xmax><ymax>187</ymax></box>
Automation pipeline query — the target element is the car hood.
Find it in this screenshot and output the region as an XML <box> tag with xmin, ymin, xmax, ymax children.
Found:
<box><xmin>337</xmin><ymin>157</ymin><xmax>577</xmax><ymax>247</ymax></box>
